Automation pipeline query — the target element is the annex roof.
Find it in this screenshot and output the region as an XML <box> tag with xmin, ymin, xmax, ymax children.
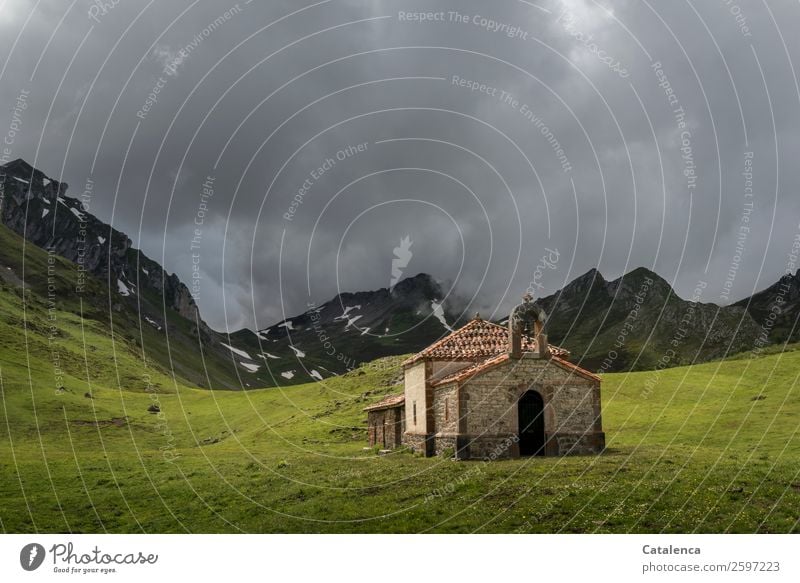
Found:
<box><xmin>363</xmin><ymin>393</ymin><xmax>405</xmax><ymax>412</ymax></box>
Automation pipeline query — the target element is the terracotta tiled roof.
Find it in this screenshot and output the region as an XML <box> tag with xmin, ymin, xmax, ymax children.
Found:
<box><xmin>402</xmin><ymin>318</ymin><xmax>569</xmax><ymax>366</ymax></box>
<box><xmin>363</xmin><ymin>393</ymin><xmax>405</xmax><ymax>412</ymax></box>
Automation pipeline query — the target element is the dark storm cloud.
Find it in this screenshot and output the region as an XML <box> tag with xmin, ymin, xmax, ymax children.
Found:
<box><xmin>2</xmin><ymin>0</ymin><xmax>799</xmax><ymax>330</ymax></box>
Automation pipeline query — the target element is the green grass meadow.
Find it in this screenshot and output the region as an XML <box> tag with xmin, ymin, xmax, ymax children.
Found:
<box><xmin>2</xmin><ymin>342</ymin><xmax>799</xmax><ymax>533</ymax></box>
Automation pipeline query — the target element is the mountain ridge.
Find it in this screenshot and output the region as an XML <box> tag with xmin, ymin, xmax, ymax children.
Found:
<box><xmin>537</xmin><ymin>266</ymin><xmax>763</xmax><ymax>370</ymax></box>
<box><xmin>1</xmin><ymin>158</ymin><xmax>457</xmax><ymax>386</ymax></box>
<box><xmin>2</xmin><ymin>158</ymin><xmax>796</xmax><ymax>385</ymax></box>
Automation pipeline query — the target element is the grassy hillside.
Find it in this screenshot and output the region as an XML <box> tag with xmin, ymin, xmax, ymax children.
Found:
<box><xmin>0</xmin><ymin>214</ymin><xmax>283</xmax><ymax>391</ymax></box>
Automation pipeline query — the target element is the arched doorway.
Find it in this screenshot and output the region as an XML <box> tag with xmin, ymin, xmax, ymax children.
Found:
<box><xmin>518</xmin><ymin>390</ymin><xmax>546</xmax><ymax>456</ymax></box>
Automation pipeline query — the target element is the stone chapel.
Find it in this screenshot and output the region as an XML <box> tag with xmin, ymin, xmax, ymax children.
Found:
<box><xmin>365</xmin><ymin>294</ymin><xmax>605</xmax><ymax>459</ymax></box>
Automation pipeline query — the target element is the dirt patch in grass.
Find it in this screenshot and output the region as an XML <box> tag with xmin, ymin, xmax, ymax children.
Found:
<box><xmin>72</xmin><ymin>417</ymin><xmax>127</xmax><ymax>428</ymax></box>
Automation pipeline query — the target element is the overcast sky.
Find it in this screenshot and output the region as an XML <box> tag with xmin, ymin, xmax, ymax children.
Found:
<box><xmin>2</xmin><ymin>0</ymin><xmax>799</xmax><ymax>331</ymax></box>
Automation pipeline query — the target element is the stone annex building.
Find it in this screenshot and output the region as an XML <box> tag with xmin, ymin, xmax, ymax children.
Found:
<box><xmin>365</xmin><ymin>295</ymin><xmax>605</xmax><ymax>459</ymax></box>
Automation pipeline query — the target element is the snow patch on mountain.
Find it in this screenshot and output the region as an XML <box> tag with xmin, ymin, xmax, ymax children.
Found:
<box><xmin>336</xmin><ymin>314</ymin><xmax>363</xmax><ymax>330</ymax></box>
<box><xmin>240</xmin><ymin>362</ymin><xmax>260</xmax><ymax>373</ymax></box>
<box><xmin>221</xmin><ymin>343</ymin><xmax>253</xmax><ymax>360</ymax></box>
<box><xmin>339</xmin><ymin>305</ymin><xmax>360</xmax><ymax>318</ymax></box>
<box><xmin>431</xmin><ymin>300</ymin><xmax>453</xmax><ymax>331</ymax></box>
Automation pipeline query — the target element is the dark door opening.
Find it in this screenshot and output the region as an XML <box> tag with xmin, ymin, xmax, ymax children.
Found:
<box><xmin>518</xmin><ymin>390</ymin><xmax>545</xmax><ymax>456</ymax></box>
<box><xmin>394</xmin><ymin>413</ymin><xmax>402</xmax><ymax>446</ymax></box>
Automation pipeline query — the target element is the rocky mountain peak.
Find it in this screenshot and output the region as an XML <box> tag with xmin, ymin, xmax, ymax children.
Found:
<box><xmin>389</xmin><ymin>272</ymin><xmax>442</xmax><ymax>300</ymax></box>
<box><xmin>561</xmin><ymin>268</ymin><xmax>607</xmax><ymax>296</ymax></box>
<box><xmin>0</xmin><ymin>158</ymin><xmax>201</xmax><ymax>323</ymax></box>
<box><xmin>606</xmin><ymin>267</ymin><xmax>675</xmax><ymax>302</ymax></box>
<box><xmin>1</xmin><ymin>158</ymin><xmax>68</xmax><ymax>204</ymax></box>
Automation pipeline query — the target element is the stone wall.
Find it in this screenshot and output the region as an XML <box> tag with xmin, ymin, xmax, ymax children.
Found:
<box><xmin>453</xmin><ymin>434</ymin><xmax>520</xmax><ymax>460</ymax></box>
<box><xmin>432</xmin><ymin>383</ymin><xmax>458</xmax><ymax>435</ymax></box>
<box><xmin>430</xmin><ymin>360</ymin><xmax>471</xmax><ymax>382</ymax></box>
<box><xmin>403</xmin><ymin>432</ymin><xmax>428</xmax><ymax>455</ymax></box>
<box><xmin>459</xmin><ymin>355</ymin><xmax>603</xmax><ymax>458</ymax></box>
<box><xmin>433</xmin><ymin>434</ymin><xmax>457</xmax><ymax>457</ymax></box>
<box><xmin>550</xmin><ymin>383</ymin><xmax>596</xmax><ymax>435</ymax></box>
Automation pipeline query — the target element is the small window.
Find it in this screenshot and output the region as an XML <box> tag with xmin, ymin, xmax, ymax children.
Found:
<box><xmin>413</xmin><ymin>401</ymin><xmax>417</xmax><ymax>426</ymax></box>
<box><xmin>445</xmin><ymin>398</ymin><xmax>449</xmax><ymax>422</ymax></box>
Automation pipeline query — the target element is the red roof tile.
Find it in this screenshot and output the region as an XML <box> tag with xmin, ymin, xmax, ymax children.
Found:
<box><xmin>402</xmin><ymin>318</ymin><xmax>568</xmax><ymax>366</ymax></box>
